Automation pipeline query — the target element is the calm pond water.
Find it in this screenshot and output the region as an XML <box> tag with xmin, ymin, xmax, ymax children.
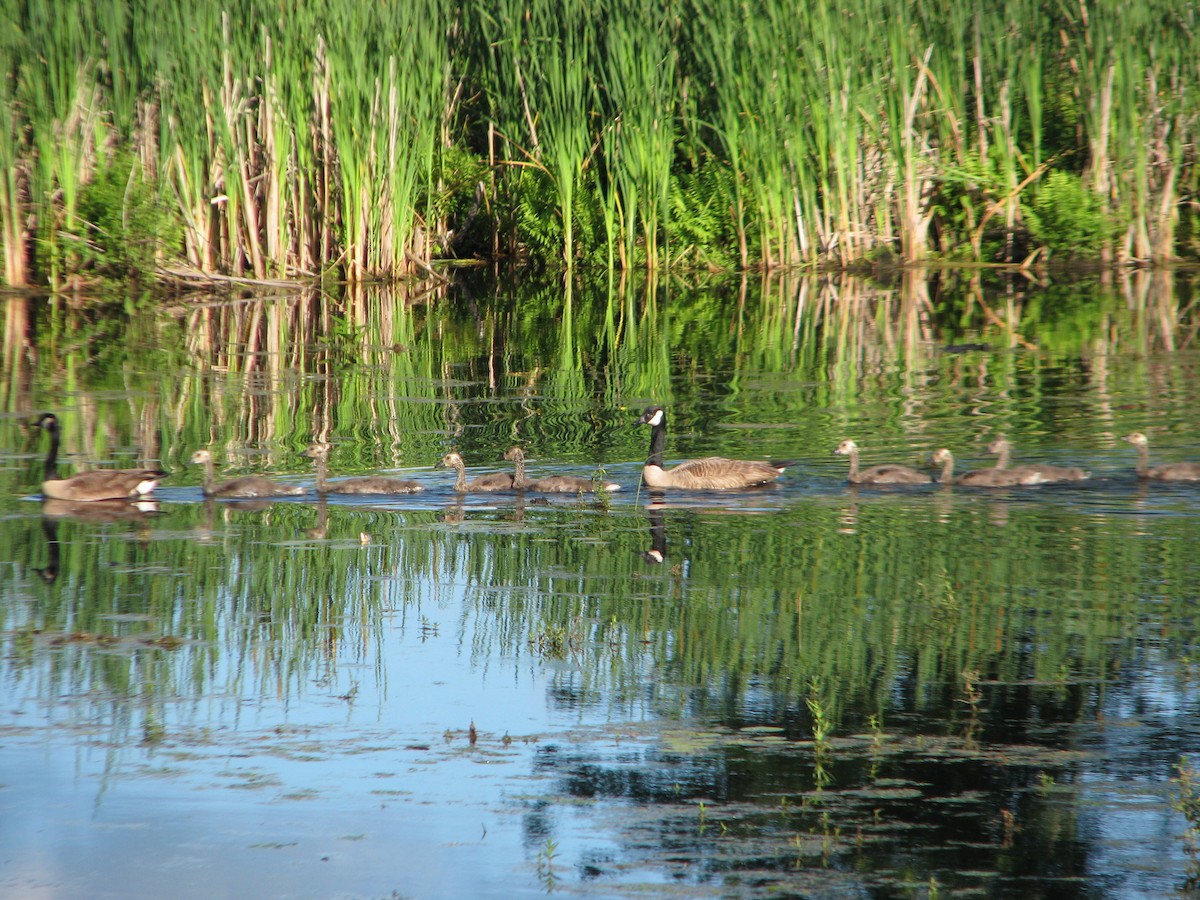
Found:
<box><xmin>2</xmin><ymin>270</ymin><xmax>1200</xmax><ymax>898</ymax></box>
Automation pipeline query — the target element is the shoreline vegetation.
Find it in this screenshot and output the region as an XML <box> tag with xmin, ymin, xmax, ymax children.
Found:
<box><xmin>1</xmin><ymin>1</ymin><xmax>1197</xmax><ymax>290</ymax></box>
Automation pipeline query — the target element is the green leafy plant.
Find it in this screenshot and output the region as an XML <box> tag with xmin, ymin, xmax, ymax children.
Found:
<box><xmin>72</xmin><ymin>152</ymin><xmax>180</xmax><ymax>285</ymax></box>
<box><xmin>1024</xmin><ymin>170</ymin><xmax>1113</xmax><ymax>259</ymax></box>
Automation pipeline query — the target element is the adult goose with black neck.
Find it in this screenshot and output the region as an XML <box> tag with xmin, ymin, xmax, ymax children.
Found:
<box><xmin>636</xmin><ymin>405</ymin><xmax>791</xmax><ymax>490</ymax></box>
<box><xmin>32</xmin><ymin>413</ymin><xmax>167</xmax><ymax>501</ymax></box>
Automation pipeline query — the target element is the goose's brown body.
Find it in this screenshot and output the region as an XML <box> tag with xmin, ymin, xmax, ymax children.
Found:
<box><xmin>637</xmin><ymin>406</ymin><xmax>789</xmax><ymax>490</ymax></box>
<box><xmin>33</xmin><ymin>413</ymin><xmax>166</xmax><ymax>501</ymax></box>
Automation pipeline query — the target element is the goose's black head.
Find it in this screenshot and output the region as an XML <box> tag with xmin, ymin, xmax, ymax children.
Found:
<box><xmin>637</xmin><ymin>406</ymin><xmax>665</xmax><ymax>427</ymax></box>
<box><xmin>32</xmin><ymin>413</ymin><xmax>59</xmax><ymax>432</ymax></box>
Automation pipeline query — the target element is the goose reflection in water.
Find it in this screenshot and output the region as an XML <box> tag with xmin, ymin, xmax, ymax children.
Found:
<box><xmin>41</xmin><ymin>498</ymin><xmax>161</xmax><ymax>522</ymax></box>
<box><xmin>640</xmin><ymin>506</ymin><xmax>668</xmax><ymax>564</ymax></box>
<box><xmin>34</xmin><ymin>499</ymin><xmax>160</xmax><ymax>583</ymax></box>
<box><xmin>33</xmin><ymin>516</ymin><xmax>59</xmax><ymax>584</ymax></box>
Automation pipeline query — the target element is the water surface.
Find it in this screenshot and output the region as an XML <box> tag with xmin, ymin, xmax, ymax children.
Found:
<box><xmin>2</xmin><ymin>270</ymin><xmax>1199</xmax><ymax>898</ymax></box>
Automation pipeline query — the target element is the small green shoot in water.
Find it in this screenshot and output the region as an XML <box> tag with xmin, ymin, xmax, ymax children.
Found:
<box><xmin>1173</xmin><ymin>756</ymin><xmax>1200</xmax><ymax>886</ymax></box>
<box><xmin>806</xmin><ymin>678</ymin><xmax>831</xmax><ymax>750</ymax></box>
<box><xmin>806</xmin><ymin>679</ymin><xmax>833</xmax><ymax>790</ymax></box>
<box><xmin>589</xmin><ymin>467</ymin><xmax>613</xmax><ymax>511</ymax></box>
<box><xmin>959</xmin><ymin>668</ymin><xmax>983</xmax><ymax>746</ymax></box>
<box><xmin>536</xmin><ymin>838</ymin><xmax>559</xmax><ymax>892</ymax></box>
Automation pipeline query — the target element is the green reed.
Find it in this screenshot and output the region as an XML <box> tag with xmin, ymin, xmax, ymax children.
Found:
<box><xmin>600</xmin><ymin>0</ymin><xmax>678</xmax><ymax>270</ymax></box>
<box><xmin>15</xmin><ymin>0</ymin><xmax>107</xmax><ymax>287</ymax></box>
<box><xmin>0</xmin><ymin>0</ymin><xmax>24</xmax><ymax>286</ymax></box>
<box><xmin>1060</xmin><ymin>0</ymin><xmax>1197</xmax><ymax>263</ymax></box>
<box><xmin>6</xmin><ymin>2</ymin><xmax>1200</xmax><ymax>281</ymax></box>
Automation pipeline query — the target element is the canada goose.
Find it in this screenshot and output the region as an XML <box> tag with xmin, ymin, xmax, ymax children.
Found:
<box><xmin>437</xmin><ymin>451</ymin><xmax>516</xmax><ymax>492</ymax></box>
<box><xmin>503</xmin><ymin>446</ymin><xmax>621</xmax><ymax>493</ymax></box>
<box><xmin>930</xmin><ymin>447</ymin><xmax>1030</xmax><ymax>487</ymax></box>
<box><xmin>636</xmin><ymin>405</ymin><xmax>790</xmax><ymax>490</ymax></box>
<box><xmin>833</xmin><ymin>439</ymin><xmax>931</xmax><ymax>485</ymax></box>
<box><xmin>304</xmin><ymin>441</ymin><xmax>423</xmax><ymax>494</ymax></box>
<box><xmin>32</xmin><ymin>412</ymin><xmax>167</xmax><ymax>501</ymax></box>
<box><xmin>1123</xmin><ymin>432</ymin><xmax>1200</xmax><ymax>481</ymax></box>
<box><xmin>188</xmin><ymin>449</ymin><xmax>307</xmax><ymax>498</ymax></box>
<box><xmin>988</xmin><ymin>436</ymin><xmax>1090</xmax><ymax>484</ymax></box>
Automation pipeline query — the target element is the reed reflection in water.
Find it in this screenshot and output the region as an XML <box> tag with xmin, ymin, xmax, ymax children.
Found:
<box><xmin>0</xmin><ymin>268</ymin><xmax>1199</xmax><ymax>897</ymax></box>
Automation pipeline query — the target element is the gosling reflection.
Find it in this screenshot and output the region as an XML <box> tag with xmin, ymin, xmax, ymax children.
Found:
<box><xmin>443</xmin><ymin>495</ymin><xmax>466</xmax><ymax>524</ymax></box>
<box><xmin>305</xmin><ymin>497</ymin><xmax>330</xmax><ymax>540</ymax></box>
<box><xmin>837</xmin><ymin>486</ymin><xmax>861</xmax><ymax>533</ymax></box>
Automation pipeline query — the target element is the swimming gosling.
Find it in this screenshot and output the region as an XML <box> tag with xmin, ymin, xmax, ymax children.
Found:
<box><xmin>931</xmin><ymin>447</ymin><xmax>1035</xmax><ymax>487</ymax></box>
<box><xmin>504</xmin><ymin>446</ymin><xmax>620</xmax><ymax>493</ymax></box>
<box><xmin>437</xmin><ymin>451</ymin><xmax>516</xmax><ymax>493</ymax></box>
<box><xmin>833</xmin><ymin>439</ymin><xmax>930</xmax><ymax>485</ymax></box>
<box><xmin>987</xmin><ymin>436</ymin><xmax>1090</xmax><ymax>484</ymax></box>
<box><xmin>1123</xmin><ymin>432</ymin><xmax>1200</xmax><ymax>481</ymax></box>
<box><xmin>189</xmin><ymin>449</ymin><xmax>306</xmax><ymax>498</ymax></box>
<box><xmin>305</xmin><ymin>441</ymin><xmax>423</xmax><ymax>494</ymax></box>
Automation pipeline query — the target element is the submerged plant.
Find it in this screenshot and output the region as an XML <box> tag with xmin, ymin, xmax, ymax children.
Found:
<box><xmin>807</xmin><ymin>677</ymin><xmax>832</xmax><ymax>750</ymax></box>
<box><xmin>959</xmin><ymin>668</ymin><xmax>984</xmax><ymax>747</ymax></box>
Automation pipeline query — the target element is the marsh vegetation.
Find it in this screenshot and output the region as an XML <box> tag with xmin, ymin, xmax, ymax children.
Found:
<box><xmin>3</xmin><ymin>0</ymin><xmax>1199</xmax><ymax>288</ymax></box>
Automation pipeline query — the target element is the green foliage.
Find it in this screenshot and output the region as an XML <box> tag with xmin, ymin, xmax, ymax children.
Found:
<box><xmin>932</xmin><ymin>151</ymin><xmax>997</xmax><ymax>257</ymax></box>
<box><xmin>667</xmin><ymin>162</ymin><xmax>742</xmax><ymax>269</ymax></box>
<box><xmin>513</xmin><ymin>168</ymin><xmax>564</xmax><ymax>263</ymax></box>
<box><xmin>431</xmin><ymin>145</ymin><xmax>492</xmax><ymax>256</ymax></box>
<box><xmin>1024</xmin><ymin>170</ymin><xmax>1112</xmax><ymax>259</ymax></box>
<box><xmin>1179</xmin><ymin>206</ymin><xmax>1200</xmax><ymax>262</ymax></box>
<box><xmin>70</xmin><ymin>152</ymin><xmax>181</xmax><ymax>285</ymax></box>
